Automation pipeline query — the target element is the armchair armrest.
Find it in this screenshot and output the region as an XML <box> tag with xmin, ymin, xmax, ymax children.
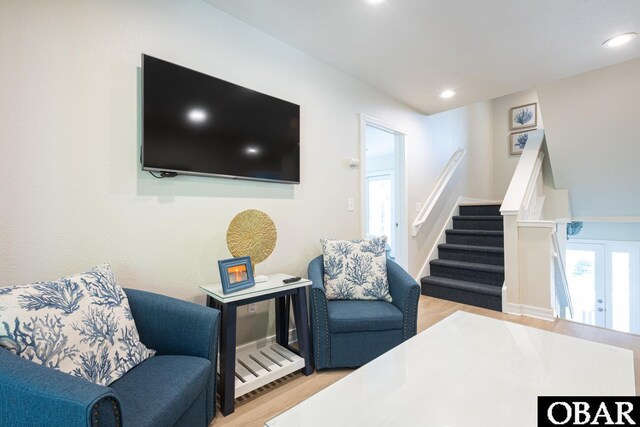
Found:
<box><xmin>386</xmin><ymin>259</ymin><xmax>420</xmax><ymax>339</ymax></box>
<box><xmin>124</xmin><ymin>288</ymin><xmax>220</xmax><ymax>421</ymax></box>
<box><xmin>124</xmin><ymin>288</ymin><xmax>220</xmax><ymax>359</ymax></box>
<box><xmin>0</xmin><ymin>348</ymin><xmax>120</xmax><ymax>427</ymax></box>
<box><xmin>308</xmin><ymin>256</ymin><xmax>331</xmax><ymax>370</ymax></box>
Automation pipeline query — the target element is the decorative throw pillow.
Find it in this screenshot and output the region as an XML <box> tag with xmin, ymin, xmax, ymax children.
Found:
<box><xmin>321</xmin><ymin>236</ymin><xmax>392</xmax><ymax>302</ymax></box>
<box><xmin>0</xmin><ymin>264</ymin><xmax>154</xmax><ymax>386</ymax></box>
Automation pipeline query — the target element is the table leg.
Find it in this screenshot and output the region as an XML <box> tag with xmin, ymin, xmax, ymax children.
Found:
<box><xmin>207</xmin><ymin>295</ymin><xmax>223</xmax><ymax>311</ymax></box>
<box><xmin>275</xmin><ymin>296</ymin><xmax>290</xmax><ymax>347</ymax></box>
<box><xmin>219</xmin><ymin>303</ymin><xmax>237</xmax><ymax>416</ymax></box>
<box><xmin>275</xmin><ymin>297</ymin><xmax>289</xmax><ymax>347</ymax></box>
<box><xmin>292</xmin><ymin>288</ymin><xmax>313</xmax><ymax>375</ymax></box>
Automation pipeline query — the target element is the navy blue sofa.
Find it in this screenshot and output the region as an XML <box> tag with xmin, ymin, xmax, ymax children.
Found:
<box><xmin>308</xmin><ymin>256</ymin><xmax>420</xmax><ymax>369</ymax></box>
<box><xmin>0</xmin><ymin>288</ymin><xmax>220</xmax><ymax>427</ymax></box>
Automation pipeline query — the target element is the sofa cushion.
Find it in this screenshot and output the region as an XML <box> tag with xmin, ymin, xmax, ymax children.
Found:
<box><xmin>327</xmin><ymin>300</ymin><xmax>403</xmax><ymax>333</ymax></box>
<box><xmin>0</xmin><ymin>264</ymin><xmax>154</xmax><ymax>386</ymax></box>
<box><xmin>321</xmin><ymin>237</ymin><xmax>392</xmax><ymax>302</ymax></box>
<box><xmin>109</xmin><ymin>355</ymin><xmax>211</xmax><ymax>427</ymax></box>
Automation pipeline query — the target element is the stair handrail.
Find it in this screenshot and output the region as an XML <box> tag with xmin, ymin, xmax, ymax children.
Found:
<box><xmin>412</xmin><ymin>147</ymin><xmax>466</xmax><ymax>237</ymax></box>
<box><xmin>551</xmin><ymin>227</ymin><xmax>574</xmax><ymax>318</ymax></box>
<box><xmin>520</xmin><ymin>151</ymin><xmax>545</xmax><ymax>220</ymax></box>
<box><xmin>501</xmin><ymin>129</ymin><xmax>545</xmax><ymax>218</ymax></box>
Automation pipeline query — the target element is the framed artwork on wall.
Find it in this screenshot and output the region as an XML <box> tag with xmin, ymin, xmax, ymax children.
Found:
<box><xmin>509</xmin><ymin>102</ymin><xmax>537</xmax><ymax>130</ymax></box>
<box><xmin>509</xmin><ymin>129</ymin><xmax>536</xmax><ymax>155</ymax></box>
<box><xmin>218</xmin><ymin>256</ymin><xmax>255</xmax><ymax>294</ymax></box>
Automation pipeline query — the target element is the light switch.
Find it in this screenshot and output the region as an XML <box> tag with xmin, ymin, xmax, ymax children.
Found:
<box><xmin>416</xmin><ymin>202</ymin><xmax>422</xmax><ymax>213</ymax></box>
<box><xmin>347</xmin><ymin>198</ymin><xmax>355</xmax><ymax>211</ymax></box>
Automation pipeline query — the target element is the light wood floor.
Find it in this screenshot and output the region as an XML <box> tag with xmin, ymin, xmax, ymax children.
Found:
<box><xmin>210</xmin><ymin>296</ymin><xmax>640</xmax><ymax>426</ymax></box>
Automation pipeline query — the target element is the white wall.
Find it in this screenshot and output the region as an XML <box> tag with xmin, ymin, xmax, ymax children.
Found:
<box><xmin>408</xmin><ymin>101</ymin><xmax>494</xmax><ymax>274</ymax></box>
<box><xmin>0</xmin><ymin>0</ymin><xmax>493</xmax><ymax>344</ymax></box>
<box><xmin>491</xmin><ymin>89</ymin><xmax>544</xmax><ymax>199</ymax></box>
<box><xmin>517</xmin><ymin>224</ymin><xmax>554</xmax><ymax>317</ymax></box>
<box><xmin>537</xmin><ymin>58</ymin><xmax>640</xmax><ymax>218</ymax></box>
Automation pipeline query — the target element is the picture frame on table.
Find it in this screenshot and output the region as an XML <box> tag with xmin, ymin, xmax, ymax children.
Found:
<box><xmin>509</xmin><ymin>102</ymin><xmax>537</xmax><ymax>130</ymax></box>
<box><xmin>509</xmin><ymin>129</ymin><xmax>536</xmax><ymax>155</ymax></box>
<box><xmin>218</xmin><ymin>256</ymin><xmax>255</xmax><ymax>294</ymax></box>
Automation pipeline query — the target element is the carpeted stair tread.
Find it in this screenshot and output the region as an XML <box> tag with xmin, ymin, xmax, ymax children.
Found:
<box><xmin>437</xmin><ymin>243</ymin><xmax>504</xmax><ymax>265</ymax></box>
<box><xmin>430</xmin><ymin>259</ymin><xmax>504</xmax><ymax>274</ymax></box>
<box><xmin>423</xmin><ymin>202</ymin><xmax>505</xmax><ymax>311</ymax></box>
<box><xmin>421</xmin><ymin>276</ymin><xmax>501</xmax><ymax>297</ymax></box>
<box><xmin>446</xmin><ymin>229</ymin><xmax>503</xmax><ymax>236</ymax></box>
<box><xmin>452</xmin><ymin>215</ymin><xmax>503</xmax><ymax>221</ymax></box>
<box><xmin>437</xmin><ymin>244</ymin><xmax>504</xmax><ymax>254</ymax></box>
<box><xmin>445</xmin><ymin>229</ymin><xmax>504</xmax><ymax>247</ymax></box>
<box><xmin>452</xmin><ymin>215</ymin><xmax>503</xmax><ymax>231</ymax></box>
<box><xmin>458</xmin><ymin>204</ymin><xmax>502</xmax><ymax>216</ymax></box>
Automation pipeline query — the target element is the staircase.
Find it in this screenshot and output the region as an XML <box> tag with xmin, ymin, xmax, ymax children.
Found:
<box><xmin>421</xmin><ymin>204</ymin><xmax>504</xmax><ymax>311</ymax></box>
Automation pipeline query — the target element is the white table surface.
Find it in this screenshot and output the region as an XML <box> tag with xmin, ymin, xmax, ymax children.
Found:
<box><xmin>266</xmin><ymin>311</ymin><xmax>636</xmax><ymax>427</ymax></box>
<box><xmin>200</xmin><ymin>274</ymin><xmax>311</xmax><ymax>304</ymax></box>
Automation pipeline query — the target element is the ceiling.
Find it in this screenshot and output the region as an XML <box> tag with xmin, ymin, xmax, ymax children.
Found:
<box><xmin>203</xmin><ymin>0</ymin><xmax>640</xmax><ymax>115</ymax></box>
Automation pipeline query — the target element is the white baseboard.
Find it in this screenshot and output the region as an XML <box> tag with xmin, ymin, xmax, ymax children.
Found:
<box><xmin>505</xmin><ymin>302</ymin><xmax>555</xmax><ymax>321</ymax></box>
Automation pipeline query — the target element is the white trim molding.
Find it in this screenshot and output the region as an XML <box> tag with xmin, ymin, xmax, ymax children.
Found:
<box><xmin>517</xmin><ymin>220</ymin><xmax>555</xmax><ymax>228</ymax></box>
<box><xmin>572</xmin><ymin>216</ymin><xmax>640</xmax><ymax>223</ymax></box>
<box><xmin>359</xmin><ymin>113</ymin><xmax>409</xmax><ymax>268</ymax></box>
<box><xmin>459</xmin><ymin>198</ymin><xmax>504</xmax><ymax>206</ymax></box>
<box><xmin>505</xmin><ymin>303</ymin><xmax>555</xmax><ymax>321</ymax></box>
<box><xmin>414</xmin><ymin>196</ymin><xmax>460</xmax><ymax>281</ymax></box>
<box><xmin>359</xmin><ymin>113</ymin><xmax>408</xmax><ymax>136</ymax></box>
<box><xmin>501</xmin><ymin>283</ymin><xmax>508</xmax><ymax>313</ymax></box>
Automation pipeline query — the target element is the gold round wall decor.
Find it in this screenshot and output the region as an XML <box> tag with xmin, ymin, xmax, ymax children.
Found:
<box><xmin>226</xmin><ymin>209</ymin><xmax>277</xmax><ymax>274</ymax></box>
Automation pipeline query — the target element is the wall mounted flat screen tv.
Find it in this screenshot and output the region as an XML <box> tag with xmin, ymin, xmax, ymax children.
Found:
<box><xmin>142</xmin><ymin>54</ymin><xmax>300</xmax><ymax>184</ymax></box>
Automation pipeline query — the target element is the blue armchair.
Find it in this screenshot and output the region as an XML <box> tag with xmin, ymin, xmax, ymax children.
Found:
<box><xmin>0</xmin><ymin>288</ymin><xmax>220</xmax><ymax>427</ymax></box>
<box><xmin>308</xmin><ymin>256</ymin><xmax>420</xmax><ymax>369</ymax></box>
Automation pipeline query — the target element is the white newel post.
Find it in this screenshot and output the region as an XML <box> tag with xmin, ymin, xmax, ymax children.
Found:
<box><xmin>501</xmin><ymin>212</ymin><xmax>520</xmax><ymax>314</ymax></box>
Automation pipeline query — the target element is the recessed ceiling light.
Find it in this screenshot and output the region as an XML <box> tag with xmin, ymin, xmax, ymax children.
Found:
<box><xmin>187</xmin><ymin>108</ymin><xmax>207</xmax><ymax>123</ymax></box>
<box><xmin>439</xmin><ymin>89</ymin><xmax>456</xmax><ymax>99</ymax></box>
<box><xmin>602</xmin><ymin>32</ymin><xmax>637</xmax><ymax>48</ymax></box>
<box><xmin>365</xmin><ymin>0</ymin><xmax>385</xmax><ymax>4</ymax></box>
<box><xmin>246</xmin><ymin>146</ymin><xmax>260</xmax><ymax>155</ymax></box>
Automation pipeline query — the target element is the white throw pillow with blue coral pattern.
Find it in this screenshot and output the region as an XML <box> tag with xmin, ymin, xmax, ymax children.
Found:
<box><xmin>321</xmin><ymin>236</ymin><xmax>392</xmax><ymax>302</ymax></box>
<box><xmin>0</xmin><ymin>264</ymin><xmax>154</xmax><ymax>386</ymax></box>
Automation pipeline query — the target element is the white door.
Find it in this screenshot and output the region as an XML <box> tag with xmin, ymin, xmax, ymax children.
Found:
<box><xmin>366</xmin><ymin>173</ymin><xmax>394</xmax><ymax>255</ymax></box>
<box><xmin>565</xmin><ymin>243</ymin><xmax>606</xmax><ymax>327</ymax></box>
<box><xmin>607</xmin><ymin>243</ymin><xmax>640</xmax><ymax>333</ymax></box>
<box><xmin>361</xmin><ymin>116</ymin><xmax>407</xmax><ymax>267</ymax></box>
<box><xmin>566</xmin><ymin>240</ymin><xmax>640</xmax><ymax>333</ymax></box>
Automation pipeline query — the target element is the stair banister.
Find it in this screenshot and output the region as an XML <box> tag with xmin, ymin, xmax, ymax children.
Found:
<box><xmin>412</xmin><ymin>147</ymin><xmax>466</xmax><ymax>237</ymax></box>
<box><xmin>501</xmin><ymin>129</ymin><xmax>546</xmax><ymax>218</ymax></box>
<box><xmin>520</xmin><ymin>151</ymin><xmax>545</xmax><ymax>220</ymax></box>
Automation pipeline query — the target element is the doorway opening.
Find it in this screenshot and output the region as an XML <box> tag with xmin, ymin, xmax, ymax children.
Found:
<box><xmin>360</xmin><ymin>114</ymin><xmax>407</xmax><ymax>268</ymax></box>
<box><xmin>565</xmin><ymin>240</ymin><xmax>640</xmax><ymax>334</ymax></box>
